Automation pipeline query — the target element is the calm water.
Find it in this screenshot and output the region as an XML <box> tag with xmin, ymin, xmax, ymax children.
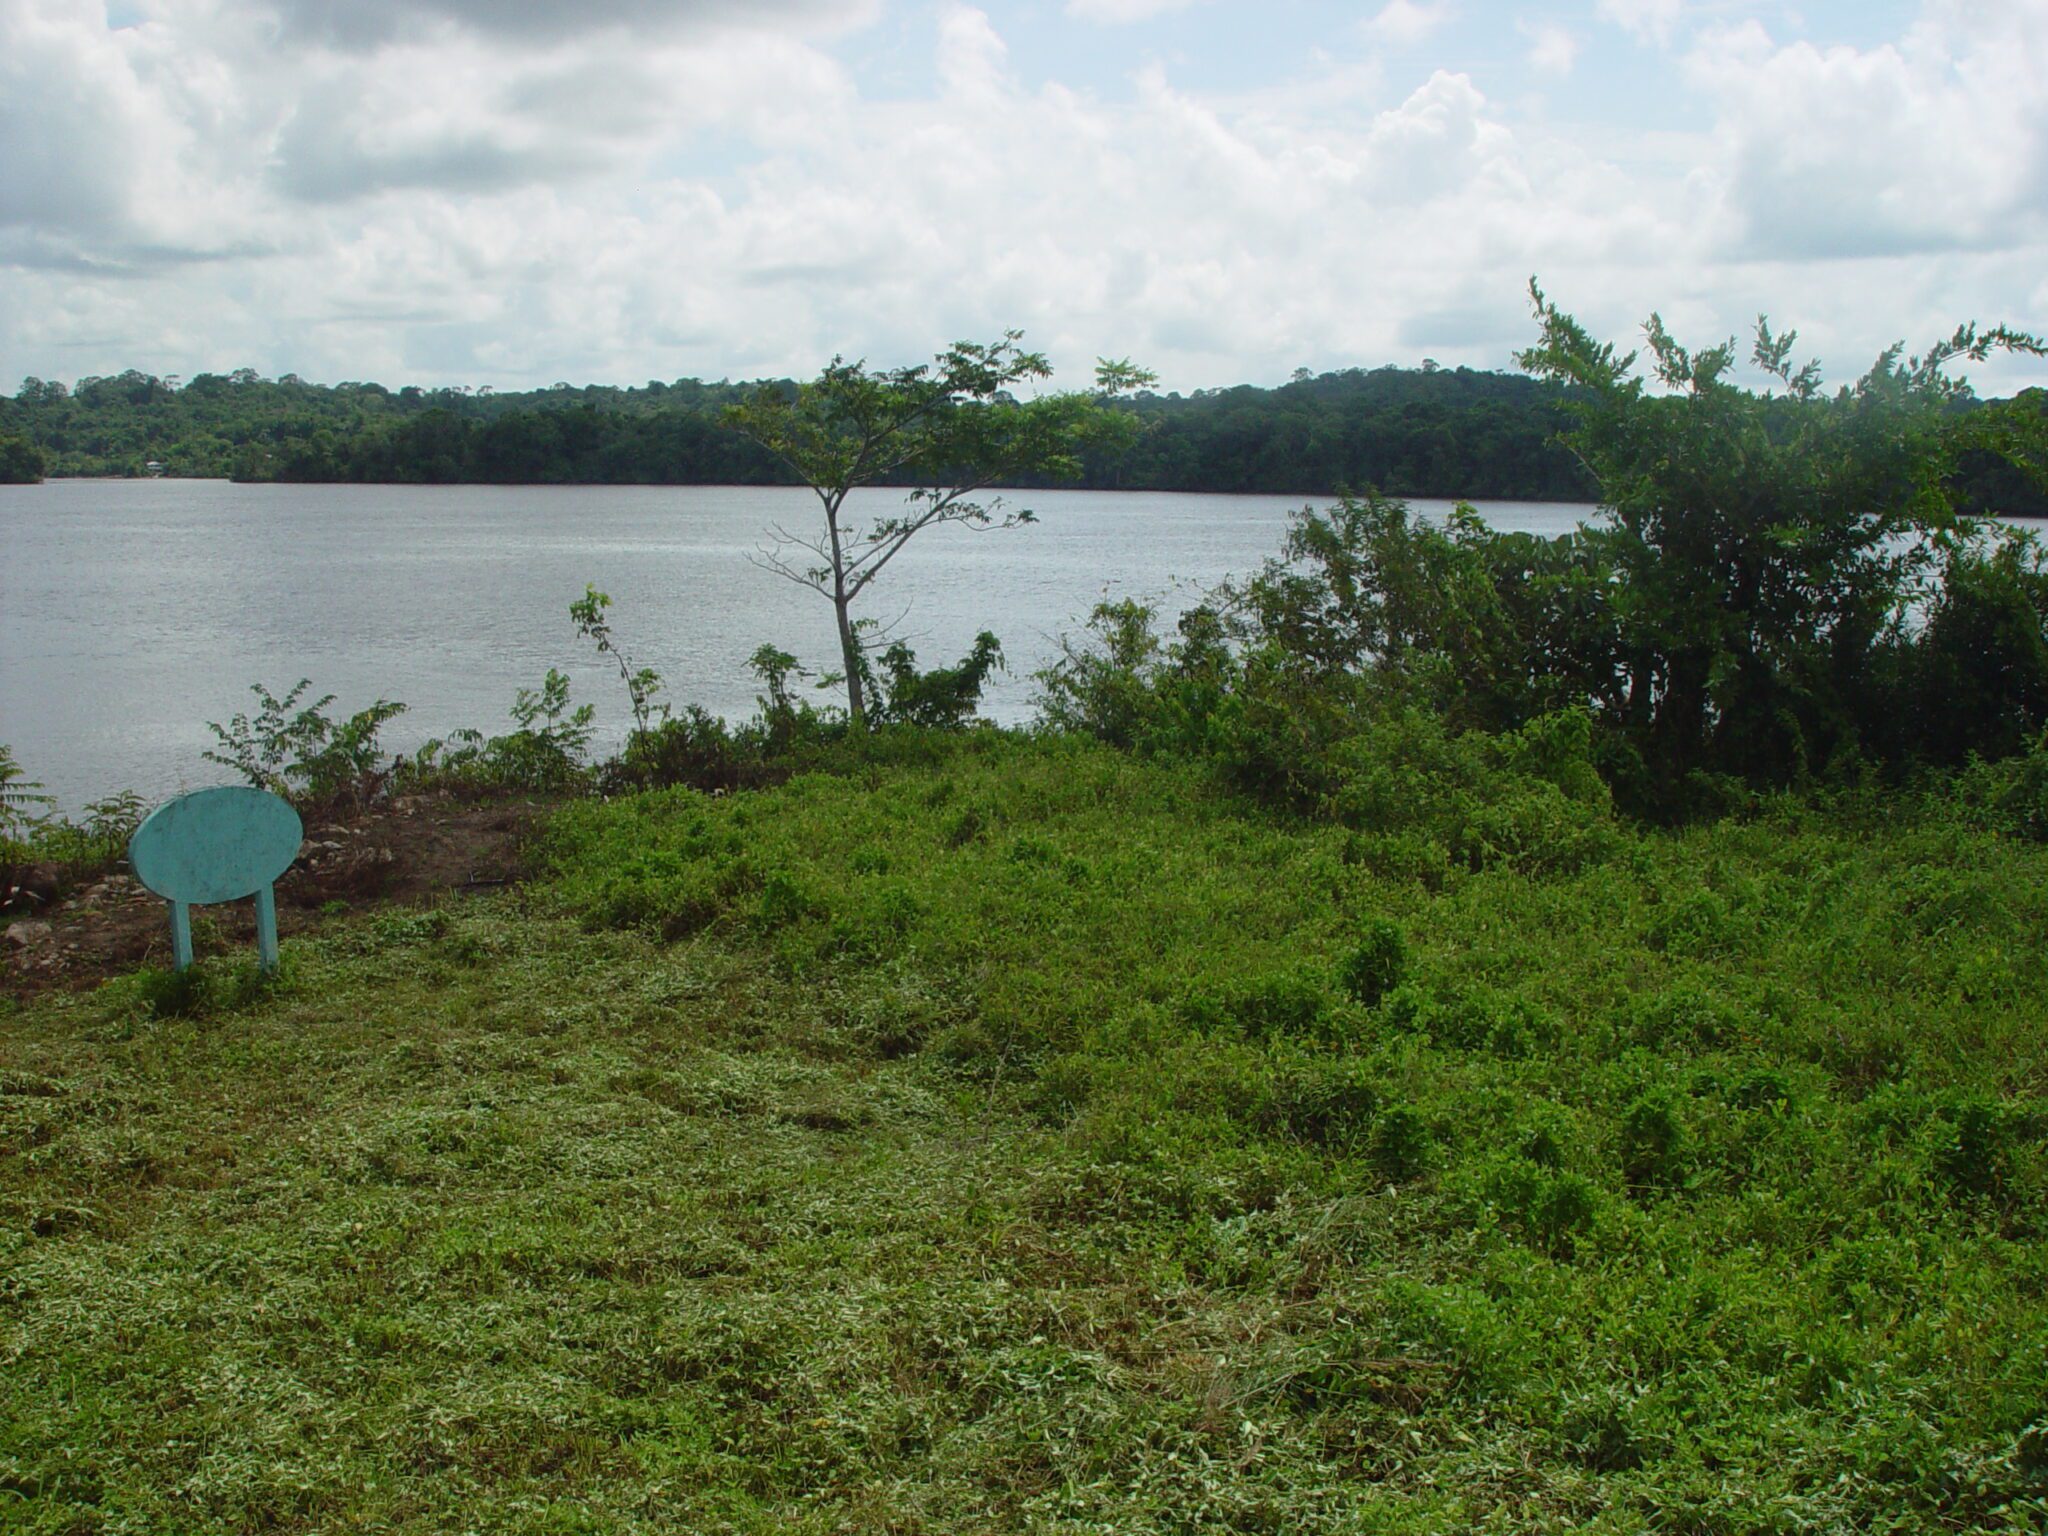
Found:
<box><xmin>0</xmin><ymin>481</ymin><xmax>1596</xmax><ymax>810</ymax></box>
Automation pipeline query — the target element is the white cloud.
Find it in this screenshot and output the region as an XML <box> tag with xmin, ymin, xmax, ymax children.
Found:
<box><xmin>1363</xmin><ymin>0</ymin><xmax>1453</xmax><ymax>48</ymax></box>
<box><xmin>1683</xmin><ymin>6</ymin><xmax>2048</xmax><ymax>262</ymax></box>
<box><xmin>1</xmin><ymin>0</ymin><xmax>2044</xmax><ymax>399</ymax></box>
<box><xmin>1597</xmin><ymin>0</ymin><xmax>1682</xmax><ymax>48</ymax></box>
<box><xmin>1063</xmin><ymin>0</ymin><xmax>1206</xmax><ymax>22</ymax></box>
<box><xmin>262</xmin><ymin>0</ymin><xmax>876</xmax><ymax>50</ymax></box>
<box><xmin>1521</xmin><ymin>19</ymin><xmax>1578</xmax><ymax>75</ymax></box>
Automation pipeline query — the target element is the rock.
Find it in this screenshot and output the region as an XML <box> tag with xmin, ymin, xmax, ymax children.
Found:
<box><xmin>6</xmin><ymin>921</ymin><xmax>54</xmax><ymax>949</ymax></box>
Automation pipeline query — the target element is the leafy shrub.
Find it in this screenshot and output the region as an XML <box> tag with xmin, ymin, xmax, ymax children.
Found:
<box><xmin>1179</xmin><ymin>969</ymin><xmax>1329</xmax><ymax>1042</ymax></box>
<box><xmin>404</xmin><ymin>670</ymin><xmax>592</xmax><ymax>794</ymax></box>
<box><xmin>0</xmin><ymin>744</ymin><xmax>54</xmax><ymax>835</ymax></box>
<box><xmin>1034</xmin><ymin>600</ymin><xmax>1234</xmax><ymax>756</ymax></box>
<box><xmin>205</xmin><ymin>680</ymin><xmax>406</xmax><ymax>811</ymax></box>
<box><xmin>570</xmin><ymin>841</ymin><xmax>759</xmax><ymax>939</ymax></box>
<box><xmin>1912</xmin><ymin>542</ymin><xmax>2048</xmax><ymax>764</ymax></box>
<box><xmin>1368</xmin><ymin>1104</ymin><xmax>1434</xmax><ymax>1182</ymax></box>
<box><xmin>133</xmin><ymin>964</ymin><xmax>209</xmax><ymax>1018</ymax></box>
<box><xmin>1383</xmin><ymin>982</ymin><xmax>1554</xmax><ymax>1057</ymax></box>
<box><xmin>871</xmin><ymin>631</ymin><xmax>1006</xmax><ymax>730</ymax></box>
<box><xmin>1617</xmin><ymin>982</ymin><xmax>1747</xmax><ymax>1052</ymax></box>
<box><xmin>1033</xmin><ymin>599</ymin><xmax>1170</xmax><ymax>750</ymax></box>
<box><xmin>2</xmin><ymin>762</ymin><xmax>145</xmax><ymax>907</ymax></box>
<box><xmin>130</xmin><ymin>958</ymin><xmax>276</xmax><ymax>1018</ymax></box>
<box><xmin>756</xmin><ymin>872</ymin><xmax>818</xmax><ymax>930</ymax></box>
<box><xmin>940</xmin><ymin>804</ymin><xmax>987</xmax><ymax>848</ymax></box>
<box><xmin>1480</xmin><ymin>1157</ymin><xmax>1602</xmax><ymax>1256</ymax></box>
<box><xmin>1931</xmin><ymin>1098</ymin><xmax>2029</xmax><ymax>1199</ymax></box>
<box><xmin>1260</xmin><ymin>1057</ymin><xmax>1378</xmax><ymax>1146</ymax></box>
<box><xmin>1558</xmin><ymin>1386</ymin><xmax>1648</xmax><ymax>1471</ymax></box>
<box><xmin>604</xmin><ymin>706</ymin><xmax>788</xmax><ymax>794</ymax></box>
<box><xmin>1325</xmin><ymin>709</ymin><xmax>1618</xmax><ymax>878</ymax></box>
<box><xmin>1337</xmin><ymin>917</ymin><xmax>1407</xmax><ymax>1007</ymax></box>
<box><xmin>1645</xmin><ymin>887</ymin><xmax>1741</xmax><ymax>957</ymax></box>
<box><xmin>1619</xmin><ymin>1091</ymin><xmax>1691</xmax><ymax>1190</ymax></box>
<box><xmin>1951</xmin><ymin>730</ymin><xmax>2048</xmax><ymax>843</ymax></box>
<box><xmin>571</xmin><ymin>584</ymin><xmax>666</xmax><ymax>738</ymax></box>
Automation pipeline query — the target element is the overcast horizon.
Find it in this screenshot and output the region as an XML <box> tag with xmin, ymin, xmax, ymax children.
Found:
<box><xmin>4</xmin><ymin>0</ymin><xmax>2045</xmax><ymax>398</ymax></box>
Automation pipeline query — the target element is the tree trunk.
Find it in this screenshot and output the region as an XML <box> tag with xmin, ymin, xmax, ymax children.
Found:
<box><xmin>824</xmin><ymin>495</ymin><xmax>867</xmax><ymax>729</ymax></box>
<box><xmin>835</xmin><ymin>590</ymin><xmax>867</xmax><ymax>729</ymax></box>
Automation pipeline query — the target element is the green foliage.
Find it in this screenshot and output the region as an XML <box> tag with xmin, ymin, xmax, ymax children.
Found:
<box><xmin>0</xmin><ymin>429</ymin><xmax>45</xmax><ymax>482</ymax></box>
<box><xmin>1913</xmin><ymin>536</ymin><xmax>2048</xmax><ymax>764</ymax></box>
<box><xmin>203</xmin><ymin>679</ymin><xmax>407</xmax><ymax>811</ymax></box>
<box><xmin>9</xmin><ymin>360</ymin><xmax>2044</xmax><ymax>522</ymax></box>
<box><xmin>0</xmin><ymin>744</ymin><xmax>55</xmax><ymax>835</ymax></box>
<box><xmin>1367</xmin><ymin>1103</ymin><xmax>1434</xmax><ymax>1181</ymax></box>
<box><xmin>603</xmin><ymin>705</ymin><xmax>782</xmax><ymax>796</ymax></box>
<box><xmin>1036</xmin><ymin>306</ymin><xmax>2046</xmax><ymax>819</ymax></box>
<box><xmin>1947</xmin><ymin>730</ymin><xmax>2048</xmax><ymax>842</ymax></box>
<box><xmin>1618</xmin><ymin>1091</ymin><xmax>1692</xmax><ymax>1190</ymax></box>
<box><xmin>129</xmin><ymin>955</ymin><xmax>279</xmax><ymax>1018</ymax></box>
<box><xmin>1521</xmin><ymin>282</ymin><xmax>2048</xmax><ymax>803</ymax></box>
<box><xmin>1</xmin><ymin>748</ymin><xmax>143</xmax><ymax>908</ymax></box>
<box><xmin>1337</xmin><ymin>916</ymin><xmax>1407</xmax><ymax>1007</ymax></box>
<box><xmin>865</xmin><ymin>630</ymin><xmax>1006</xmax><ymax>730</ymax></box>
<box><xmin>405</xmin><ymin>669</ymin><xmax>594</xmax><ymax>794</ymax></box>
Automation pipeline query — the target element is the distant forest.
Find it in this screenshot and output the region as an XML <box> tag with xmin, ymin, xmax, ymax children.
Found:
<box><xmin>3</xmin><ymin>363</ymin><xmax>2044</xmax><ymax>512</ymax></box>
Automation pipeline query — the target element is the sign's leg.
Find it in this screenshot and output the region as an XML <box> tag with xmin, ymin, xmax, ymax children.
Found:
<box><xmin>255</xmin><ymin>884</ymin><xmax>280</xmax><ymax>973</ymax></box>
<box><xmin>170</xmin><ymin>900</ymin><xmax>193</xmax><ymax>971</ymax></box>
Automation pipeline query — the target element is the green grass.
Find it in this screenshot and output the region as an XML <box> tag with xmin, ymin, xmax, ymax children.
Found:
<box><xmin>4</xmin><ymin>733</ymin><xmax>2045</xmax><ymax>1532</ymax></box>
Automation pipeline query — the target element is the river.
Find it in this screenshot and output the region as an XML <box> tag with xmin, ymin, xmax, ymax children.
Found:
<box><xmin>0</xmin><ymin>480</ymin><xmax>1598</xmax><ymax>811</ymax></box>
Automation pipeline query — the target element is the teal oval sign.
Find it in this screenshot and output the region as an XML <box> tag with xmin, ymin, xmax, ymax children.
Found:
<box><xmin>129</xmin><ymin>787</ymin><xmax>304</xmax><ymax>906</ymax></box>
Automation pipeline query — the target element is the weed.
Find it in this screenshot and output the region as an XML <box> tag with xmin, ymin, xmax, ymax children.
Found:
<box><xmin>1337</xmin><ymin>916</ymin><xmax>1407</xmax><ymax>1007</ymax></box>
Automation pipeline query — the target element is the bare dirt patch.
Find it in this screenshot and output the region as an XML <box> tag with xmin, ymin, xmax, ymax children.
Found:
<box><xmin>2</xmin><ymin>791</ymin><xmax>550</xmax><ymax>996</ymax></box>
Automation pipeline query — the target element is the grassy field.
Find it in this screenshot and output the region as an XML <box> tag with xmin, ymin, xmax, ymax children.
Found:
<box><xmin>3</xmin><ymin>733</ymin><xmax>2044</xmax><ymax>1532</ymax></box>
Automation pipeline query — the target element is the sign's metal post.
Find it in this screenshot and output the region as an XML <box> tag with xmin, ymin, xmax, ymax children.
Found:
<box><xmin>254</xmin><ymin>886</ymin><xmax>280</xmax><ymax>972</ymax></box>
<box><xmin>170</xmin><ymin>900</ymin><xmax>194</xmax><ymax>971</ymax></box>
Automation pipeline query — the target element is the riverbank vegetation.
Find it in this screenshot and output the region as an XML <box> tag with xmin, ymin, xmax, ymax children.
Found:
<box><xmin>6</xmin><ymin>351</ymin><xmax>2045</xmax><ymax>513</ymax></box>
<box><xmin>1</xmin><ymin>360</ymin><xmax>1590</xmax><ymax>499</ymax></box>
<box><xmin>0</xmin><ymin>431</ymin><xmax>45</xmax><ymax>483</ymax></box>
<box><xmin>5</xmin><ymin>295</ymin><xmax>2048</xmax><ymax>1530</ymax></box>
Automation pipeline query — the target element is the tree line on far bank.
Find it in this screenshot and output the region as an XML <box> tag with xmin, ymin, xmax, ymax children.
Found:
<box><xmin>7</xmin><ymin>359</ymin><xmax>2041</xmax><ymax>513</ymax></box>
<box><xmin>1</xmin><ymin>361</ymin><xmax>1604</xmax><ymax>499</ymax></box>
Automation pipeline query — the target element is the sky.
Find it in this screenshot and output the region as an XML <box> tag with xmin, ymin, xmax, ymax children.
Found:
<box><xmin>1</xmin><ymin>0</ymin><xmax>2044</xmax><ymax>395</ymax></box>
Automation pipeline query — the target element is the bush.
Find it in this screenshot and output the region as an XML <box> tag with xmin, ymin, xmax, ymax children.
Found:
<box><xmin>1324</xmin><ymin>708</ymin><xmax>1618</xmax><ymax>878</ymax></box>
<box><xmin>1619</xmin><ymin>1091</ymin><xmax>1691</xmax><ymax>1190</ymax></box>
<box><xmin>1480</xmin><ymin>1158</ymin><xmax>1601</xmax><ymax>1257</ymax></box>
<box><xmin>1951</xmin><ymin>731</ymin><xmax>2048</xmax><ymax>842</ymax></box>
<box><xmin>0</xmin><ymin>430</ymin><xmax>44</xmax><ymax>483</ymax></box>
<box><xmin>1369</xmin><ymin>1104</ymin><xmax>1434</xmax><ymax>1182</ymax></box>
<box><xmin>1178</xmin><ymin>969</ymin><xmax>1329</xmax><ymax>1042</ymax></box>
<box><xmin>604</xmin><ymin>706</ymin><xmax>789</xmax><ymax>795</ymax></box>
<box><xmin>205</xmin><ymin>680</ymin><xmax>407</xmax><ymax>811</ymax></box>
<box><xmin>1337</xmin><ymin>917</ymin><xmax>1407</xmax><ymax>1007</ymax></box>
<box><xmin>1913</xmin><ymin>541</ymin><xmax>2048</xmax><ymax>764</ymax></box>
<box><xmin>402</xmin><ymin>670</ymin><xmax>592</xmax><ymax>795</ymax></box>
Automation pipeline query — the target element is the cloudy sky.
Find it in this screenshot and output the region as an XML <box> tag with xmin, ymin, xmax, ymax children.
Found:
<box><xmin>2</xmin><ymin>0</ymin><xmax>2044</xmax><ymax>394</ymax></box>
